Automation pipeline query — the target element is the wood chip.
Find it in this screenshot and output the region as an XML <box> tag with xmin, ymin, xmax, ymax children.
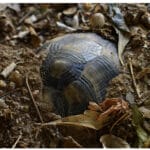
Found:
<box><xmin>128</xmin><ymin>58</ymin><xmax>141</xmax><ymax>98</ymax></box>
<box><xmin>0</xmin><ymin>62</ymin><xmax>17</xmax><ymax>78</ymax></box>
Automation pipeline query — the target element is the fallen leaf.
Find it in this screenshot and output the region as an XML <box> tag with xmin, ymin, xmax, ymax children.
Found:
<box><xmin>108</xmin><ymin>4</ymin><xmax>130</xmax><ymax>32</ymax></box>
<box><xmin>143</xmin><ymin>120</ymin><xmax>150</xmax><ymax>134</ymax></box>
<box><xmin>98</xmin><ymin>98</ymin><xmax>129</xmax><ymax>112</ymax></box>
<box><xmin>45</xmin><ymin>110</ymin><xmax>105</xmax><ymax>130</ymax></box>
<box><xmin>72</xmin><ymin>13</ymin><xmax>79</xmax><ymax>28</ymax></box>
<box><xmin>108</xmin><ymin>4</ymin><xmax>131</xmax><ymax>65</ymax></box>
<box><xmin>114</xmin><ymin>27</ymin><xmax>130</xmax><ymax>65</ymax></box>
<box><xmin>38</xmin><ymin>98</ymin><xmax>129</xmax><ymax>130</ymax></box>
<box><xmin>131</xmin><ymin>105</ymin><xmax>150</xmax><ymax>147</ymax></box>
<box><xmin>131</xmin><ymin>105</ymin><xmax>143</xmax><ymax>127</ymax></box>
<box><xmin>100</xmin><ymin>134</ymin><xmax>130</xmax><ymax>148</ymax></box>
<box><xmin>88</xmin><ymin>101</ymin><xmax>102</xmax><ymax>112</ymax></box>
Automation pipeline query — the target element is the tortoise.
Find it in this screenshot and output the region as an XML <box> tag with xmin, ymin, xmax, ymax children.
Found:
<box><xmin>40</xmin><ymin>33</ymin><xmax>119</xmax><ymax>116</ymax></box>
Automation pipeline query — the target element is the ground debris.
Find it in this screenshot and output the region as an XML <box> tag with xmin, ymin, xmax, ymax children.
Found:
<box><xmin>0</xmin><ymin>3</ymin><xmax>149</xmax><ymax>148</ymax></box>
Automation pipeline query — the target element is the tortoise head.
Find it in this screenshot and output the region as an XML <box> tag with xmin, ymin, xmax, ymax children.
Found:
<box><xmin>63</xmin><ymin>78</ymin><xmax>96</xmax><ymax>115</ymax></box>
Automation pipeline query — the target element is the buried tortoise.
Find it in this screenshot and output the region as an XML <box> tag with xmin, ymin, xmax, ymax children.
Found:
<box><xmin>40</xmin><ymin>33</ymin><xmax>120</xmax><ymax>116</ymax></box>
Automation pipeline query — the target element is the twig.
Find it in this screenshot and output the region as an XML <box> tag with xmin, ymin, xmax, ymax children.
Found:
<box><xmin>0</xmin><ymin>62</ymin><xmax>17</xmax><ymax>78</ymax></box>
<box><xmin>18</xmin><ymin>11</ymin><xmax>33</xmax><ymax>25</ymax></box>
<box><xmin>25</xmin><ymin>74</ymin><xmax>43</xmax><ymax>123</ymax></box>
<box><xmin>56</xmin><ymin>21</ymin><xmax>76</xmax><ymax>32</ymax></box>
<box><xmin>110</xmin><ymin>112</ymin><xmax>130</xmax><ymax>133</ymax></box>
<box><xmin>129</xmin><ymin>58</ymin><xmax>141</xmax><ymax>98</ymax></box>
<box><xmin>34</xmin><ymin>9</ymin><xmax>52</xmax><ymax>23</ymax></box>
<box><xmin>12</xmin><ymin>134</ymin><xmax>22</xmax><ymax>148</ymax></box>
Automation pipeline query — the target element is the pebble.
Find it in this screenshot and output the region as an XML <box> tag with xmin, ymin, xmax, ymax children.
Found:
<box><xmin>8</xmin><ymin>81</ymin><xmax>16</xmax><ymax>90</ymax></box>
<box><xmin>90</xmin><ymin>13</ymin><xmax>105</xmax><ymax>29</ymax></box>
<box><xmin>0</xmin><ymin>98</ymin><xmax>8</xmax><ymax>109</ymax></box>
<box><xmin>9</xmin><ymin>70</ymin><xmax>24</xmax><ymax>86</ymax></box>
<box><xmin>0</xmin><ymin>80</ymin><xmax>7</xmax><ymax>88</ymax></box>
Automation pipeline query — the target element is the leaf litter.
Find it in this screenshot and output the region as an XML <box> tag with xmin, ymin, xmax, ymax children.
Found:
<box><xmin>0</xmin><ymin>3</ymin><xmax>149</xmax><ymax>148</ymax></box>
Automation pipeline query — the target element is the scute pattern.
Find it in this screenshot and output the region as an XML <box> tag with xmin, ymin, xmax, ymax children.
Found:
<box><xmin>40</xmin><ymin>33</ymin><xmax>119</xmax><ymax>116</ymax></box>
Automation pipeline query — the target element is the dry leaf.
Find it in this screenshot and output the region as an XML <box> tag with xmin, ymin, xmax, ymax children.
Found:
<box><xmin>39</xmin><ymin>98</ymin><xmax>129</xmax><ymax>130</ymax></box>
<box><xmin>45</xmin><ymin>110</ymin><xmax>104</xmax><ymax>130</ymax></box>
<box><xmin>88</xmin><ymin>101</ymin><xmax>102</xmax><ymax>111</ymax></box>
<box><xmin>108</xmin><ymin>4</ymin><xmax>130</xmax><ymax>32</ymax></box>
<box><xmin>72</xmin><ymin>13</ymin><xmax>79</xmax><ymax>28</ymax></box>
<box><xmin>100</xmin><ymin>134</ymin><xmax>130</xmax><ymax>148</ymax></box>
<box><xmin>99</xmin><ymin>98</ymin><xmax>129</xmax><ymax>112</ymax></box>
<box><xmin>131</xmin><ymin>105</ymin><xmax>150</xmax><ymax>147</ymax></box>
<box><xmin>115</xmin><ymin>27</ymin><xmax>130</xmax><ymax>65</ymax></box>
<box><xmin>108</xmin><ymin>5</ymin><xmax>130</xmax><ymax>65</ymax></box>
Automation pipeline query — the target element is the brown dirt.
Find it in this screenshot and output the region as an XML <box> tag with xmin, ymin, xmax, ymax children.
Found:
<box><xmin>0</xmin><ymin>3</ymin><xmax>149</xmax><ymax>148</ymax></box>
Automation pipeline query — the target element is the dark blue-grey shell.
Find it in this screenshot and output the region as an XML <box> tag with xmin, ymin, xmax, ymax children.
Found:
<box><xmin>40</xmin><ymin>33</ymin><xmax>119</xmax><ymax>116</ymax></box>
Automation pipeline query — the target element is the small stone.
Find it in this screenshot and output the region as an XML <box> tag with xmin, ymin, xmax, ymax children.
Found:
<box><xmin>20</xmin><ymin>105</ymin><xmax>29</xmax><ymax>112</ymax></box>
<box><xmin>126</xmin><ymin>92</ymin><xmax>135</xmax><ymax>104</ymax></box>
<box><xmin>32</xmin><ymin>90</ymin><xmax>40</xmax><ymax>98</ymax></box>
<box><xmin>8</xmin><ymin>81</ymin><xmax>16</xmax><ymax>90</ymax></box>
<box><xmin>0</xmin><ymin>80</ymin><xmax>7</xmax><ymax>89</ymax></box>
<box><xmin>0</xmin><ymin>98</ymin><xmax>8</xmax><ymax>109</ymax></box>
<box><xmin>9</xmin><ymin>70</ymin><xmax>24</xmax><ymax>86</ymax></box>
<box><xmin>90</xmin><ymin>13</ymin><xmax>105</xmax><ymax>29</ymax></box>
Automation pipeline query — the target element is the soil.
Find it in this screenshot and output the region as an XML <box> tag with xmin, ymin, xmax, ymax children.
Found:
<box><xmin>0</xmin><ymin>3</ymin><xmax>149</xmax><ymax>148</ymax></box>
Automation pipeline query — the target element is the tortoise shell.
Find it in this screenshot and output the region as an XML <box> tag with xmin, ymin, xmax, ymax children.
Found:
<box><xmin>40</xmin><ymin>33</ymin><xmax>119</xmax><ymax>116</ymax></box>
